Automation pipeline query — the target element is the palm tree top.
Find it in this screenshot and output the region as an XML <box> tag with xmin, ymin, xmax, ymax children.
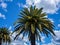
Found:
<box><xmin>13</xmin><ymin>5</ymin><xmax>55</xmax><ymax>41</ymax></box>
<box><xmin>0</xmin><ymin>27</ymin><xmax>11</xmax><ymax>43</ymax></box>
<box><xmin>0</xmin><ymin>27</ymin><xmax>10</xmax><ymax>34</ymax></box>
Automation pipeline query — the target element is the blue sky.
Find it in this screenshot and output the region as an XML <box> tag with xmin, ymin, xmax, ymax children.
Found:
<box><xmin>0</xmin><ymin>0</ymin><xmax>60</xmax><ymax>45</ymax></box>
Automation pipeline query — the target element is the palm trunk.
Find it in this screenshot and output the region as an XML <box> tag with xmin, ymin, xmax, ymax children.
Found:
<box><xmin>0</xmin><ymin>38</ymin><xmax>2</xmax><ymax>45</ymax></box>
<box><xmin>30</xmin><ymin>32</ymin><xmax>35</xmax><ymax>45</ymax></box>
<box><xmin>0</xmin><ymin>41</ymin><xmax>2</xmax><ymax>45</ymax></box>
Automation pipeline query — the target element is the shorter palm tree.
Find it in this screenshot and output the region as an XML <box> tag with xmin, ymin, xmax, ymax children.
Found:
<box><xmin>0</xmin><ymin>27</ymin><xmax>11</xmax><ymax>45</ymax></box>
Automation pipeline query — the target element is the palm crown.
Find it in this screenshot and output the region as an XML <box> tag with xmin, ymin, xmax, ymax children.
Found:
<box><xmin>0</xmin><ymin>27</ymin><xmax>11</xmax><ymax>45</ymax></box>
<box><xmin>13</xmin><ymin>6</ymin><xmax>55</xmax><ymax>45</ymax></box>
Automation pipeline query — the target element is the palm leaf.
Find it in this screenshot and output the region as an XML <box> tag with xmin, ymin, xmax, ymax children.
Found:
<box><xmin>31</xmin><ymin>24</ymin><xmax>35</xmax><ymax>34</ymax></box>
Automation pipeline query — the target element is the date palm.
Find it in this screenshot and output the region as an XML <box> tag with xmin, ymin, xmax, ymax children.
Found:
<box><xmin>0</xmin><ymin>27</ymin><xmax>11</xmax><ymax>45</ymax></box>
<box><xmin>12</xmin><ymin>6</ymin><xmax>55</xmax><ymax>45</ymax></box>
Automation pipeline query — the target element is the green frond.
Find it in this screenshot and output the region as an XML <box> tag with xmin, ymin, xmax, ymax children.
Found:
<box><xmin>0</xmin><ymin>27</ymin><xmax>11</xmax><ymax>43</ymax></box>
<box><xmin>42</xmin><ymin>28</ymin><xmax>51</xmax><ymax>37</ymax></box>
<box><xmin>25</xmin><ymin>22</ymin><xmax>29</xmax><ymax>29</ymax></box>
<box><xmin>30</xmin><ymin>5</ymin><xmax>34</xmax><ymax>15</ymax></box>
<box><xmin>43</xmin><ymin>24</ymin><xmax>55</xmax><ymax>36</ymax></box>
<box><xmin>40</xmin><ymin>13</ymin><xmax>47</xmax><ymax>17</ymax></box>
<box><xmin>22</xmin><ymin>31</ymin><xmax>28</xmax><ymax>39</ymax></box>
<box><xmin>38</xmin><ymin>24</ymin><xmax>42</xmax><ymax>32</ymax></box>
<box><xmin>37</xmin><ymin>8</ymin><xmax>43</xmax><ymax>15</ymax></box>
<box><xmin>23</xmin><ymin>8</ymin><xmax>29</xmax><ymax>15</ymax></box>
<box><xmin>14</xmin><ymin>29</ymin><xmax>24</xmax><ymax>40</ymax></box>
<box><xmin>31</xmin><ymin>24</ymin><xmax>35</xmax><ymax>34</ymax></box>
<box><xmin>13</xmin><ymin>5</ymin><xmax>55</xmax><ymax>43</ymax></box>
<box><xmin>35</xmin><ymin>30</ymin><xmax>41</xmax><ymax>41</ymax></box>
<box><xmin>12</xmin><ymin>26</ymin><xmax>23</xmax><ymax>35</ymax></box>
<box><xmin>21</xmin><ymin>10</ymin><xmax>29</xmax><ymax>16</ymax></box>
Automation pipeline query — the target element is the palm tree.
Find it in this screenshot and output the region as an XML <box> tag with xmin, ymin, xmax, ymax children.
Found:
<box><xmin>12</xmin><ymin>6</ymin><xmax>55</xmax><ymax>45</ymax></box>
<box><xmin>0</xmin><ymin>27</ymin><xmax>11</xmax><ymax>45</ymax></box>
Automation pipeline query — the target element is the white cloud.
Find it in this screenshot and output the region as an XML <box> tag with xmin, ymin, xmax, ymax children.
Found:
<box><xmin>42</xmin><ymin>30</ymin><xmax>60</xmax><ymax>45</ymax></box>
<box><xmin>17</xmin><ymin>3</ymin><xmax>24</xmax><ymax>8</ymax></box>
<box><xmin>7</xmin><ymin>30</ymin><xmax>60</xmax><ymax>45</ymax></box>
<box><xmin>42</xmin><ymin>42</ymin><xmax>55</xmax><ymax>45</ymax></box>
<box><xmin>49</xmin><ymin>18</ymin><xmax>54</xmax><ymax>23</ymax></box>
<box><xmin>0</xmin><ymin>2</ymin><xmax>7</xmax><ymax>9</ymax></box>
<box><xmin>54</xmin><ymin>30</ymin><xmax>60</xmax><ymax>38</ymax></box>
<box><xmin>17</xmin><ymin>3</ymin><xmax>21</xmax><ymax>8</ymax></box>
<box><xmin>0</xmin><ymin>2</ymin><xmax>8</xmax><ymax>12</ymax></box>
<box><xmin>0</xmin><ymin>0</ymin><xmax>13</xmax><ymax>2</ymax></box>
<box><xmin>9</xmin><ymin>26</ymin><xmax>12</xmax><ymax>30</ymax></box>
<box><xmin>41</xmin><ymin>36</ymin><xmax>45</xmax><ymax>43</ymax></box>
<box><xmin>0</xmin><ymin>13</ymin><xmax>6</xmax><ymax>19</ymax></box>
<box><xmin>58</xmin><ymin>24</ymin><xmax>60</xmax><ymax>27</ymax></box>
<box><xmin>36</xmin><ymin>36</ymin><xmax>45</xmax><ymax>45</ymax></box>
<box><xmin>52</xmin><ymin>30</ymin><xmax>60</xmax><ymax>45</ymax></box>
<box><xmin>10</xmin><ymin>31</ymin><xmax>30</xmax><ymax>45</ymax></box>
<box><xmin>8</xmin><ymin>0</ymin><xmax>13</xmax><ymax>2</ymax></box>
<box><xmin>0</xmin><ymin>0</ymin><xmax>12</xmax><ymax>12</ymax></box>
<box><xmin>25</xmin><ymin>0</ymin><xmax>60</xmax><ymax>14</ymax></box>
<box><xmin>10</xmin><ymin>39</ymin><xmax>24</xmax><ymax>45</ymax></box>
<box><xmin>23</xmin><ymin>37</ymin><xmax>29</xmax><ymax>42</ymax></box>
<box><xmin>36</xmin><ymin>42</ymin><xmax>40</xmax><ymax>45</ymax></box>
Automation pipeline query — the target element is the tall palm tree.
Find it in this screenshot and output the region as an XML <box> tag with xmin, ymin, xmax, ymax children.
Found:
<box><xmin>12</xmin><ymin>6</ymin><xmax>55</xmax><ymax>45</ymax></box>
<box><xmin>0</xmin><ymin>27</ymin><xmax>11</xmax><ymax>45</ymax></box>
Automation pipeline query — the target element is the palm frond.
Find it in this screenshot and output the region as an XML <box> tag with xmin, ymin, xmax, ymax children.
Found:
<box><xmin>31</xmin><ymin>24</ymin><xmax>35</xmax><ymax>34</ymax></box>
<box><xmin>13</xmin><ymin>5</ymin><xmax>55</xmax><ymax>44</ymax></box>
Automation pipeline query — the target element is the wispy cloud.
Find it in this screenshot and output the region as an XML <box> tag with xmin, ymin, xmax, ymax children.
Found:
<box><xmin>42</xmin><ymin>30</ymin><xmax>60</xmax><ymax>45</ymax></box>
<box><xmin>17</xmin><ymin>3</ymin><xmax>21</xmax><ymax>8</ymax></box>
<box><xmin>49</xmin><ymin>18</ymin><xmax>54</xmax><ymax>23</ymax></box>
<box><xmin>42</xmin><ymin>42</ymin><xmax>55</xmax><ymax>45</ymax></box>
<box><xmin>0</xmin><ymin>0</ymin><xmax>13</xmax><ymax>12</ymax></box>
<box><xmin>58</xmin><ymin>24</ymin><xmax>60</xmax><ymax>27</ymax></box>
<box><xmin>10</xmin><ymin>31</ymin><xmax>30</xmax><ymax>45</ymax></box>
<box><xmin>9</xmin><ymin>30</ymin><xmax>60</xmax><ymax>45</ymax></box>
<box><xmin>8</xmin><ymin>0</ymin><xmax>13</xmax><ymax>2</ymax></box>
<box><xmin>0</xmin><ymin>2</ymin><xmax>8</xmax><ymax>12</ymax></box>
<box><xmin>52</xmin><ymin>30</ymin><xmax>60</xmax><ymax>45</ymax></box>
<box><xmin>17</xmin><ymin>3</ymin><xmax>24</xmax><ymax>8</ymax></box>
<box><xmin>0</xmin><ymin>0</ymin><xmax>13</xmax><ymax>2</ymax></box>
<box><xmin>9</xmin><ymin>26</ymin><xmax>12</xmax><ymax>30</ymax></box>
<box><xmin>0</xmin><ymin>13</ymin><xmax>6</xmax><ymax>19</ymax></box>
<box><xmin>0</xmin><ymin>2</ymin><xmax>7</xmax><ymax>8</ymax></box>
<box><xmin>24</xmin><ymin>0</ymin><xmax>60</xmax><ymax>14</ymax></box>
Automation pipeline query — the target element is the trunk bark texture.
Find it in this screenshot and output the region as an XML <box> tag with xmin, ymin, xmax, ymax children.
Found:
<box><xmin>0</xmin><ymin>38</ymin><xmax>2</xmax><ymax>45</ymax></box>
<box><xmin>30</xmin><ymin>32</ymin><xmax>35</xmax><ymax>45</ymax></box>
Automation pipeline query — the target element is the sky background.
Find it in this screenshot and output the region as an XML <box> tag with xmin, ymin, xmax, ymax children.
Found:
<box><xmin>0</xmin><ymin>0</ymin><xmax>60</xmax><ymax>45</ymax></box>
